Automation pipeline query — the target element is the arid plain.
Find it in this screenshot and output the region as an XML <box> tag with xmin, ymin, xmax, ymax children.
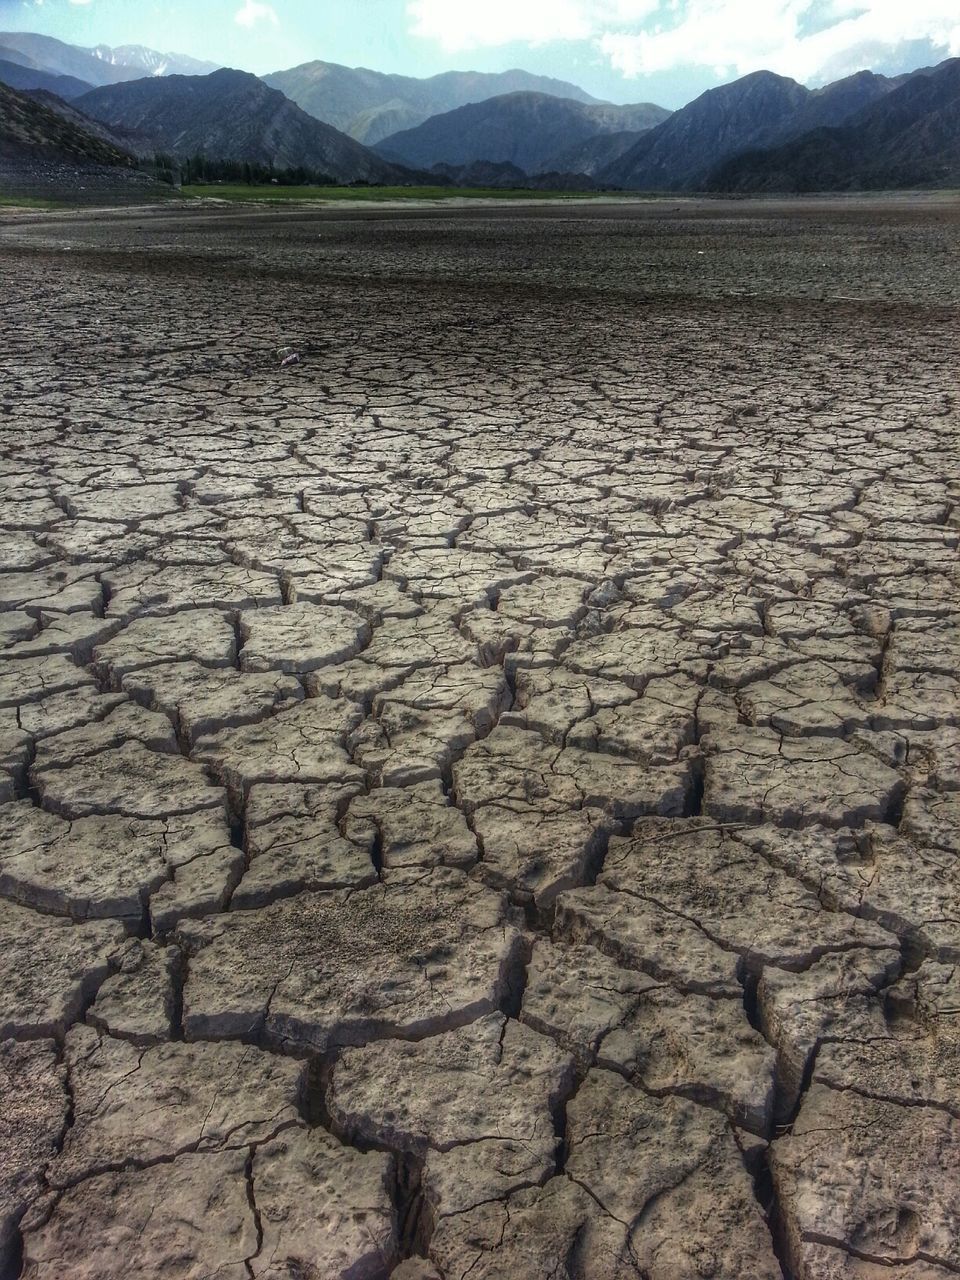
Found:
<box><xmin>0</xmin><ymin>196</ymin><xmax>958</xmax><ymax>1279</ymax></box>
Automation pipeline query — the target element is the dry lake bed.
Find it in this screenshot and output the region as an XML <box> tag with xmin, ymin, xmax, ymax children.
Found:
<box><xmin>0</xmin><ymin>195</ymin><xmax>958</xmax><ymax>1279</ymax></box>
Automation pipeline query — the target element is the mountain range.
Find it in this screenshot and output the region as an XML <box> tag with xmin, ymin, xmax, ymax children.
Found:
<box><xmin>709</xmin><ymin>58</ymin><xmax>960</xmax><ymax>191</ymax></box>
<box><xmin>374</xmin><ymin>92</ymin><xmax>669</xmax><ymax>174</ymax></box>
<box><xmin>0</xmin><ymin>32</ymin><xmax>218</xmax><ymax>95</ymax></box>
<box><xmin>2</xmin><ymin>29</ymin><xmax>959</xmax><ymax>194</ymax></box>
<box><xmin>263</xmin><ymin>62</ymin><xmax>604</xmax><ymax>144</ymax></box>
<box><xmin>597</xmin><ymin>67</ymin><xmax>907</xmax><ymax>189</ymax></box>
<box><xmin>75</xmin><ymin>69</ymin><xmax>405</xmax><ymax>183</ymax></box>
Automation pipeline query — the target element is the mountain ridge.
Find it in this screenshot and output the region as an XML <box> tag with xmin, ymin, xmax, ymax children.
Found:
<box><xmin>375</xmin><ymin>91</ymin><xmax>670</xmax><ymax>175</ymax></box>
<box><xmin>3</xmin><ymin>28</ymin><xmax>959</xmax><ymax>195</ymax></box>
<box><xmin>264</xmin><ymin>60</ymin><xmax>607</xmax><ymax>144</ymax></box>
<box><xmin>75</xmin><ymin>67</ymin><xmax>408</xmax><ymax>184</ymax></box>
<box><xmin>708</xmin><ymin>57</ymin><xmax>960</xmax><ymax>191</ymax></box>
<box><xmin>0</xmin><ymin>32</ymin><xmax>218</xmax><ymax>89</ymax></box>
<box><xmin>598</xmin><ymin>66</ymin><xmax>902</xmax><ymax>189</ymax></box>
<box><xmin>0</xmin><ymin>55</ymin><xmax>92</xmax><ymax>100</ymax></box>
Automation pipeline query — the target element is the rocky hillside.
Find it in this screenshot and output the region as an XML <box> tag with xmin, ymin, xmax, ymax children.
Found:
<box><xmin>777</xmin><ymin>68</ymin><xmax>907</xmax><ymax>138</ymax></box>
<box><xmin>710</xmin><ymin>57</ymin><xmax>960</xmax><ymax>191</ymax></box>
<box><xmin>76</xmin><ymin>68</ymin><xmax>406</xmax><ymax>183</ymax></box>
<box><xmin>376</xmin><ymin>92</ymin><xmax>669</xmax><ymax>175</ymax></box>
<box><xmin>264</xmin><ymin>61</ymin><xmax>605</xmax><ymax>144</ymax></box>
<box><xmin>548</xmin><ymin>129</ymin><xmax>650</xmax><ymax>178</ymax></box>
<box><xmin>26</xmin><ymin>89</ymin><xmax>156</xmax><ymax>157</ymax></box>
<box><xmin>0</xmin><ymin>79</ymin><xmax>134</xmax><ymax>165</ymax></box>
<box><xmin>599</xmin><ymin>67</ymin><xmax>900</xmax><ymax>190</ymax></box>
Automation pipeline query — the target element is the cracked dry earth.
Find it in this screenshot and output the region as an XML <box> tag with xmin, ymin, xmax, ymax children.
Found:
<box><xmin>0</xmin><ymin>195</ymin><xmax>958</xmax><ymax>1280</ymax></box>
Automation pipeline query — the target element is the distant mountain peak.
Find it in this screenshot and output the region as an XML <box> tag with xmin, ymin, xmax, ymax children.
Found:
<box><xmin>374</xmin><ymin>90</ymin><xmax>670</xmax><ymax>176</ymax></box>
<box><xmin>737</xmin><ymin>68</ymin><xmax>800</xmax><ymax>85</ymax></box>
<box><xmin>263</xmin><ymin>60</ymin><xmax>607</xmax><ymax>144</ymax></box>
<box><xmin>91</xmin><ymin>42</ymin><xmax>219</xmax><ymax>77</ymax></box>
<box><xmin>0</xmin><ymin>32</ymin><xmax>218</xmax><ymax>88</ymax></box>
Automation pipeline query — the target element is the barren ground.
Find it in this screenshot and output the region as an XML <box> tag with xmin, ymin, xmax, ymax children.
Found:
<box><xmin>0</xmin><ymin>195</ymin><xmax>958</xmax><ymax>1279</ymax></box>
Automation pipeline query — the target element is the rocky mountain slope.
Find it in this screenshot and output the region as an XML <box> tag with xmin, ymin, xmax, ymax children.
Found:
<box><xmin>599</xmin><ymin>67</ymin><xmax>901</xmax><ymax>190</ymax></box>
<box><xmin>548</xmin><ymin>129</ymin><xmax>649</xmax><ymax>178</ymax></box>
<box><xmin>777</xmin><ymin>68</ymin><xmax>908</xmax><ymax>137</ymax></box>
<box><xmin>375</xmin><ymin>91</ymin><xmax>669</xmax><ymax>175</ymax></box>
<box><xmin>0</xmin><ymin>32</ymin><xmax>216</xmax><ymax>88</ymax></box>
<box><xmin>76</xmin><ymin>68</ymin><xmax>406</xmax><ymax>182</ymax></box>
<box><xmin>710</xmin><ymin>57</ymin><xmax>960</xmax><ymax>191</ymax></box>
<box><xmin>25</xmin><ymin>89</ymin><xmax>157</xmax><ymax>158</ymax></box>
<box><xmin>264</xmin><ymin>61</ymin><xmax>605</xmax><ymax>144</ymax></box>
<box><xmin>0</xmin><ymin>78</ymin><xmax>134</xmax><ymax>165</ymax></box>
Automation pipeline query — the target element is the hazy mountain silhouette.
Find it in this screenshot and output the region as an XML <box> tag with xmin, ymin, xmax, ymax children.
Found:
<box><xmin>375</xmin><ymin>92</ymin><xmax>669</xmax><ymax>175</ymax></box>
<box><xmin>264</xmin><ymin>61</ymin><xmax>608</xmax><ymax>144</ymax></box>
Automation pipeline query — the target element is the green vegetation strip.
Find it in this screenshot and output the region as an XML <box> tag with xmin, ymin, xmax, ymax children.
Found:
<box><xmin>0</xmin><ymin>195</ymin><xmax>65</xmax><ymax>209</ymax></box>
<box><xmin>181</xmin><ymin>184</ymin><xmax>600</xmax><ymax>202</ymax></box>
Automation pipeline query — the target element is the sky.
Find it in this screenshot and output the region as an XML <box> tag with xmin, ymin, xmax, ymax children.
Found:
<box><xmin>3</xmin><ymin>0</ymin><xmax>960</xmax><ymax>108</ymax></box>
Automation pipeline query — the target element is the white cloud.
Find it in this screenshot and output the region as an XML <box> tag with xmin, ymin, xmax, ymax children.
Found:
<box><xmin>407</xmin><ymin>0</ymin><xmax>657</xmax><ymax>52</ymax></box>
<box><xmin>408</xmin><ymin>0</ymin><xmax>960</xmax><ymax>81</ymax></box>
<box><xmin>234</xmin><ymin>0</ymin><xmax>278</xmax><ymax>29</ymax></box>
<box><xmin>600</xmin><ymin>0</ymin><xmax>960</xmax><ymax>80</ymax></box>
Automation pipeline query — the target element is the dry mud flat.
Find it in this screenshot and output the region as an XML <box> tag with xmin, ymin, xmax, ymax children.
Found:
<box><xmin>0</xmin><ymin>195</ymin><xmax>958</xmax><ymax>1279</ymax></box>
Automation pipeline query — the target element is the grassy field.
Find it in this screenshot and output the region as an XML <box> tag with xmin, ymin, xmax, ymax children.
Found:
<box><xmin>181</xmin><ymin>184</ymin><xmax>601</xmax><ymax>202</ymax></box>
<box><xmin>0</xmin><ymin>195</ymin><xmax>64</xmax><ymax>209</ymax></box>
